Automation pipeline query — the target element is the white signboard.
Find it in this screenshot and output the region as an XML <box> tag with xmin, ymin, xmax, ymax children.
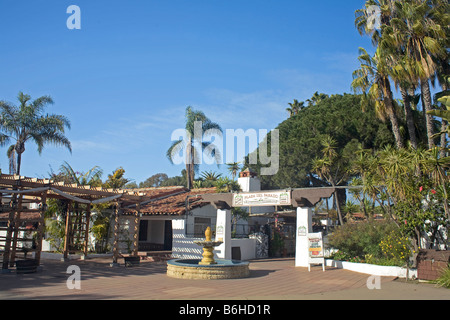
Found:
<box><xmin>232</xmin><ymin>191</ymin><xmax>291</xmax><ymax>207</ymax></box>
<box><xmin>307</xmin><ymin>232</ymin><xmax>325</xmax><ymax>272</ymax></box>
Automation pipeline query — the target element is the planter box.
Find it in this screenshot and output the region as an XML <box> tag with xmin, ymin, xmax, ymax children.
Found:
<box><xmin>417</xmin><ymin>250</ymin><xmax>450</xmax><ymax>281</ymax></box>
<box><xmin>16</xmin><ymin>259</ymin><xmax>39</xmax><ymax>274</ymax></box>
<box><xmin>326</xmin><ymin>259</ymin><xmax>417</xmax><ymax>279</ymax></box>
<box><xmin>124</xmin><ymin>256</ymin><xmax>140</xmax><ymax>267</ymax></box>
<box><xmin>32</xmin><ymin>252</ymin><xmax>113</xmax><ymax>261</ymax></box>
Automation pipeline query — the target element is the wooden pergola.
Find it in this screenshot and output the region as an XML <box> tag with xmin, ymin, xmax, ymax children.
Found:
<box><xmin>0</xmin><ymin>173</ymin><xmax>152</xmax><ymax>271</ymax></box>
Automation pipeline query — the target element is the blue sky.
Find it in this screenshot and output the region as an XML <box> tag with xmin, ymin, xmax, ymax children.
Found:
<box><xmin>0</xmin><ymin>1</ymin><xmax>374</xmax><ymax>184</ymax></box>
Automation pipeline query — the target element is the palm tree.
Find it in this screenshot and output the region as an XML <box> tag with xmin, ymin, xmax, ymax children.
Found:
<box><xmin>167</xmin><ymin>106</ymin><xmax>223</xmax><ymax>189</ymax></box>
<box><xmin>355</xmin><ymin>0</ymin><xmax>418</xmax><ymax>149</ymax></box>
<box><xmin>355</xmin><ymin>0</ymin><xmax>397</xmax><ymax>45</ymax></box>
<box><xmin>286</xmin><ymin>99</ymin><xmax>304</xmax><ymax>117</ymax></box>
<box><xmin>0</xmin><ymin>92</ymin><xmax>71</xmax><ymax>175</ymax></box>
<box><xmin>386</xmin><ymin>0</ymin><xmax>447</xmax><ymax>148</ymax></box>
<box><xmin>58</xmin><ymin>161</ymin><xmax>103</xmax><ymax>187</ymax></box>
<box><xmin>215</xmin><ymin>177</ymin><xmax>241</xmax><ymax>193</ymax></box>
<box><xmin>352</xmin><ymin>47</ymin><xmax>404</xmax><ymax>149</ymax></box>
<box><xmin>311</xmin><ymin>135</ymin><xmax>348</xmax><ymax>225</ymax></box>
<box><xmin>306</xmin><ymin>92</ymin><xmax>329</xmax><ymax>107</ymax></box>
<box><xmin>355</xmin><ymin>0</ymin><xmax>449</xmax><ymax>149</ymax></box>
<box><xmin>226</xmin><ymin>162</ymin><xmax>241</xmax><ymax>180</ymax></box>
<box><xmin>382</xmin><ymin>51</ymin><xmax>420</xmax><ymax>148</ymax></box>
<box><xmin>6</xmin><ymin>145</ymin><xmax>16</xmax><ymax>174</ymax></box>
<box><xmin>427</xmin><ymin>93</ymin><xmax>450</xmax><ymax>141</ymax></box>
<box><xmin>200</xmin><ymin>170</ymin><xmax>222</xmax><ymax>181</ymax></box>
<box><xmin>103</xmin><ymin>167</ymin><xmax>131</xmax><ymax>189</ymax></box>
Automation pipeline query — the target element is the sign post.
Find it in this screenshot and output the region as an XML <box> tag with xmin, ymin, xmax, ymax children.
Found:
<box><xmin>295</xmin><ymin>207</ymin><xmax>312</xmax><ymax>267</ymax></box>
<box><xmin>307</xmin><ymin>232</ymin><xmax>325</xmax><ymax>272</ymax></box>
<box><xmin>215</xmin><ymin>209</ymin><xmax>231</xmax><ymax>260</ymax></box>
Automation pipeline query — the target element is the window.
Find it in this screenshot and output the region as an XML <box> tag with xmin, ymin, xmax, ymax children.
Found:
<box><xmin>194</xmin><ymin>217</ymin><xmax>211</xmax><ymax>238</ymax></box>
<box><xmin>139</xmin><ymin>220</ymin><xmax>148</xmax><ymax>241</ymax></box>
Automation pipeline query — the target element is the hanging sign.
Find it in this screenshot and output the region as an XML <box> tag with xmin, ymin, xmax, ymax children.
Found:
<box><xmin>232</xmin><ymin>191</ymin><xmax>291</xmax><ymax>207</ymax></box>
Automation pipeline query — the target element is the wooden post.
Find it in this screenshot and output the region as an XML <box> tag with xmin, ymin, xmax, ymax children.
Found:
<box><xmin>83</xmin><ymin>204</ymin><xmax>91</xmax><ymax>257</ymax></box>
<box><xmin>9</xmin><ymin>194</ymin><xmax>23</xmax><ymax>267</ymax></box>
<box><xmin>63</xmin><ymin>202</ymin><xmax>72</xmax><ymax>261</ymax></box>
<box><xmin>112</xmin><ymin>202</ymin><xmax>120</xmax><ymax>265</ymax></box>
<box><xmin>2</xmin><ymin>195</ymin><xmax>17</xmax><ymax>271</ymax></box>
<box><xmin>34</xmin><ymin>193</ymin><xmax>47</xmax><ymax>265</ymax></box>
<box><xmin>132</xmin><ymin>204</ymin><xmax>141</xmax><ymax>257</ymax></box>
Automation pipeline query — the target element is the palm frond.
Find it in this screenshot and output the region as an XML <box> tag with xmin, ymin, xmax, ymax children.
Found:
<box><xmin>166</xmin><ymin>139</ymin><xmax>184</xmax><ymax>164</ymax></box>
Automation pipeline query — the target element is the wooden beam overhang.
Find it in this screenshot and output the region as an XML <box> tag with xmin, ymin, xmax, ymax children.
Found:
<box><xmin>200</xmin><ymin>188</ymin><xmax>335</xmax><ymax>209</ymax></box>
<box><xmin>0</xmin><ymin>173</ymin><xmax>154</xmax><ymax>271</ymax></box>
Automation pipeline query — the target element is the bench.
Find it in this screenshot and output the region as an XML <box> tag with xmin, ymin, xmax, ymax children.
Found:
<box><xmin>138</xmin><ymin>251</ymin><xmax>172</xmax><ymax>262</ymax></box>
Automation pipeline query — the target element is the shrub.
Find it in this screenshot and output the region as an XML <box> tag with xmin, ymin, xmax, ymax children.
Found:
<box><xmin>434</xmin><ymin>265</ymin><xmax>450</xmax><ymax>289</ymax></box>
<box><xmin>328</xmin><ymin>220</ymin><xmax>397</xmax><ymax>261</ymax></box>
<box><xmin>379</xmin><ymin>230</ymin><xmax>412</xmax><ymax>265</ymax></box>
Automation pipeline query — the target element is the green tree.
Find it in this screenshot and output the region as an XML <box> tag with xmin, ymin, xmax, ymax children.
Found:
<box><xmin>286</xmin><ymin>99</ymin><xmax>304</xmax><ymax>117</ymax></box>
<box><xmin>139</xmin><ymin>173</ymin><xmax>169</xmax><ymax>188</ymax></box>
<box><xmin>246</xmin><ymin>94</ymin><xmax>395</xmax><ymax>190</ymax></box>
<box><xmin>311</xmin><ymin>135</ymin><xmax>354</xmax><ymax>225</ymax></box>
<box><xmin>352</xmin><ymin>47</ymin><xmax>404</xmax><ymax>149</ymax></box>
<box><xmin>0</xmin><ymin>92</ymin><xmax>71</xmax><ymax>175</ymax></box>
<box><xmin>356</xmin><ymin>0</ymin><xmax>449</xmax><ymax>149</ymax></box>
<box><xmin>215</xmin><ymin>177</ymin><xmax>241</xmax><ymax>193</ymax></box>
<box><xmin>226</xmin><ymin>162</ymin><xmax>241</xmax><ymax>180</ymax></box>
<box><xmin>386</xmin><ymin>0</ymin><xmax>447</xmax><ymax>148</ymax></box>
<box><xmin>200</xmin><ymin>170</ymin><xmax>222</xmax><ymax>181</ymax></box>
<box><xmin>352</xmin><ymin>146</ymin><xmax>449</xmax><ymax>252</ymax></box>
<box><xmin>57</xmin><ymin>161</ymin><xmax>103</xmax><ymax>187</ymax></box>
<box><xmin>103</xmin><ymin>167</ymin><xmax>131</xmax><ymax>189</ymax></box>
<box><xmin>160</xmin><ymin>169</ymin><xmax>187</xmax><ymax>187</ymax></box>
<box><xmin>306</xmin><ymin>92</ymin><xmax>329</xmax><ymax>107</ymax></box>
<box><xmin>166</xmin><ymin>106</ymin><xmax>223</xmax><ymax>189</ymax></box>
<box><xmin>427</xmin><ymin>92</ymin><xmax>450</xmax><ymax>141</ymax></box>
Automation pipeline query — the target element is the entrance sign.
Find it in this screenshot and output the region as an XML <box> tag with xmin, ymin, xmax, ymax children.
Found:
<box><xmin>232</xmin><ymin>191</ymin><xmax>291</xmax><ymax>207</ymax></box>
<box><xmin>307</xmin><ymin>232</ymin><xmax>325</xmax><ymax>272</ymax></box>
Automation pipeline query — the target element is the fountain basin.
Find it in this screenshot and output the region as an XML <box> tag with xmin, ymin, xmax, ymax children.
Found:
<box><xmin>167</xmin><ymin>259</ymin><xmax>250</xmax><ymax>280</ymax></box>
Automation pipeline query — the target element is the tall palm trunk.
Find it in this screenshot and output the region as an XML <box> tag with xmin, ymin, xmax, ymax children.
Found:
<box><xmin>400</xmin><ymin>86</ymin><xmax>418</xmax><ymax>149</ymax></box>
<box><xmin>420</xmin><ymin>79</ymin><xmax>435</xmax><ymax>149</ymax></box>
<box><xmin>383</xmin><ymin>79</ymin><xmax>404</xmax><ymax>149</ymax></box>
<box><xmin>439</xmin><ymin>82</ymin><xmax>448</xmax><ymax>157</ymax></box>
<box><xmin>185</xmin><ymin>140</ymin><xmax>193</xmax><ymax>189</ymax></box>
<box><xmin>15</xmin><ymin>141</ymin><xmax>25</xmax><ymax>176</ymax></box>
<box><xmin>16</xmin><ymin>152</ymin><xmax>22</xmax><ymax>176</ymax></box>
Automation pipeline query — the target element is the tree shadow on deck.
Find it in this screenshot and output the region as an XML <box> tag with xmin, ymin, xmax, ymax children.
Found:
<box><xmin>0</xmin><ymin>257</ymin><xmax>168</xmax><ymax>297</ymax></box>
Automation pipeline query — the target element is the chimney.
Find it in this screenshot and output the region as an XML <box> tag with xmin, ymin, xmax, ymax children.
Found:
<box><xmin>238</xmin><ymin>168</ymin><xmax>260</xmax><ymax>192</ymax></box>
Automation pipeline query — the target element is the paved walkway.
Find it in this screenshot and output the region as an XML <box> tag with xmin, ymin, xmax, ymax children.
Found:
<box><xmin>0</xmin><ymin>258</ymin><xmax>449</xmax><ymax>300</ymax></box>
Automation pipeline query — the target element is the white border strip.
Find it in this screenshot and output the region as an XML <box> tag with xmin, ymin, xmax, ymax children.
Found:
<box><xmin>326</xmin><ymin>259</ymin><xmax>417</xmax><ymax>279</ymax></box>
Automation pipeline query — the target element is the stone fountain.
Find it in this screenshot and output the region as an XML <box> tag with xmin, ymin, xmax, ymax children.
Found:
<box><xmin>167</xmin><ymin>227</ymin><xmax>250</xmax><ymax>280</ymax></box>
<box><xmin>194</xmin><ymin>227</ymin><xmax>223</xmax><ymax>265</ymax></box>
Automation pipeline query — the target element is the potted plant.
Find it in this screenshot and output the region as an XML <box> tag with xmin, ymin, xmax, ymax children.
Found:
<box><xmin>16</xmin><ymin>259</ymin><xmax>39</xmax><ymax>274</ymax></box>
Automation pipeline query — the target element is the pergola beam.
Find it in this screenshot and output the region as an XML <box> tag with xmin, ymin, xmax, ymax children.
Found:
<box><xmin>34</xmin><ymin>193</ymin><xmax>47</xmax><ymax>265</ymax></box>
<box><xmin>0</xmin><ymin>173</ymin><xmax>152</xmax><ymax>271</ymax></box>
